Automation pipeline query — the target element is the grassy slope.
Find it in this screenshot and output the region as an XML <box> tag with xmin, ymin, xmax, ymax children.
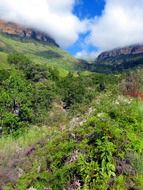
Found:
<box><xmin>0</xmin><ymin>33</ymin><xmax>78</xmax><ymax>76</ymax></box>
<box><xmin>0</xmin><ymin>52</ymin><xmax>9</xmax><ymax>69</ymax></box>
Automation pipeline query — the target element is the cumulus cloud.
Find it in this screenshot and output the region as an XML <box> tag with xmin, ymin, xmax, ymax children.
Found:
<box><xmin>75</xmin><ymin>50</ymin><xmax>101</xmax><ymax>60</ymax></box>
<box><xmin>0</xmin><ymin>0</ymin><xmax>89</xmax><ymax>47</ymax></box>
<box><xmin>88</xmin><ymin>0</ymin><xmax>143</xmax><ymax>51</ymax></box>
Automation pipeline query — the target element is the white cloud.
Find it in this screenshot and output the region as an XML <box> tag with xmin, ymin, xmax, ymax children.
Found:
<box><xmin>88</xmin><ymin>0</ymin><xmax>143</xmax><ymax>51</ymax></box>
<box><xmin>0</xmin><ymin>0</ymin><xmax>88</xmax><ymax>47</ymax></box>
<box><xmin>75</xmin><ymin>50</ymin><xmax>100</xmax><ymax>60</ymax></box>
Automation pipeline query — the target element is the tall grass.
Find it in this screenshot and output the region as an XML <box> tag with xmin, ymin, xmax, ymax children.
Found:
<box><xmin>0</xmin><ymin>126</ymin><xmax>51</xmax><ymax>159</ymax></box>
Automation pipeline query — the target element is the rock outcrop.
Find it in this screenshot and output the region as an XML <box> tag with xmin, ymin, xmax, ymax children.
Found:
<box><xmin>97</xmin><ymin>44</ymin><xmax>143</xmax><ymax>61</ymax></box>
<box><xmin>0</xmin><ymin>20</ymin><xmax>59</xmax><ymax>47</ymax></box>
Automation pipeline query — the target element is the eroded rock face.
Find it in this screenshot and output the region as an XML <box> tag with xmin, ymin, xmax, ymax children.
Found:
<box><xmin>97</xmin><ymin>44</ymin><xmax>143</xmax><ymax>61</ymax></box>
<box><xmin>0</xmin><ymin>20</ymin><xmax>59</xmax><ymax>47</ymax></box>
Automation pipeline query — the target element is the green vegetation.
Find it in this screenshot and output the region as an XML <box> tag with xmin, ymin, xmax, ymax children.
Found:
<box><xmin>1</xmin><ymin>49</ymin><xmax>143</xmax><ymax>190</ymax></box>
<box><xmin>0</xmin><ymin>33</ymin><xmax>79</xmax><ymax>74</ymax></box>
<box><xmin>1</xmin><ymin>53</ymin><xmax>113</xmax><ymax>134</ymax></box>
<box><xmin>88</xmin><ymin>54</ymin><xmax>143</xmax><ymax>73</ymax></box>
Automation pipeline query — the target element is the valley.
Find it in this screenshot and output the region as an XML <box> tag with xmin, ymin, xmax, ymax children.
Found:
<box><xmin>0</xmin><ymin>20</ymin><xmax>143</xmax><ymax>190</ymax></box>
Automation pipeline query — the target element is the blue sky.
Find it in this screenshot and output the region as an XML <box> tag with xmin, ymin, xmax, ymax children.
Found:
<box><xmin>73</xmin><ymin>0</ymin><xmax>105</xmax><ymax>19</ymax></box>
<box><xmin>67</xmin><ymin>0</ymin><xmax>105</xmax><ymax>56</ymax></box>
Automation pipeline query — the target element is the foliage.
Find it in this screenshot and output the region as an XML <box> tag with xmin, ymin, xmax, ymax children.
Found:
<box><xmin>1</xmin><ymin>52</ymin><xmax>143</xmax><ymax>190</ymax></box>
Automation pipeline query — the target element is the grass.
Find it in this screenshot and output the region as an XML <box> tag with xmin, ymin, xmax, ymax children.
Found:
<box><xmin>0</xmin><ymin>102</ymin><xmax>70</xmax><ymax>164</ymax></box>
<box><xmin>0</xmin><ymin>126</ymin><xmax>50</xmax><ymax>155</ymax></box>
<box><xmin>0</xmin><ymin>52</ymin><xmax>9</xmax><ymax>69</ymax></box>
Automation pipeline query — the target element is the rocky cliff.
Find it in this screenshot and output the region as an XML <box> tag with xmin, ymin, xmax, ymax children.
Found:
<box><xmin>89</xmin><ymin>44</ymin><xmax>143</xmax><ymax>73</ymax></box>
<box><xmin>0</xmin><ymin>20</ymin><xmax>59</xmax><ymax>47</ymax></box>
<box><xmin>97</xmin><ymin>44</ymin><xmax>143</xmax><ymax>61</ymax></box>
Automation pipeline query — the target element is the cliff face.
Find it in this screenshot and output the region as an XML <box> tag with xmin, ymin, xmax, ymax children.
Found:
<box><xmin>0</xmin><ymin>20</ymin><xmax>59</xmax><ymax>47</ymax></box>
<box><xmin>97</xmin><ymin>44</ymin><xmax>143</xmax><ymax>61</ymax></box>
<box><xmin>89</xmin><ymin>44</ymin><xmax>143</xmax><ymax>73</ymax></box>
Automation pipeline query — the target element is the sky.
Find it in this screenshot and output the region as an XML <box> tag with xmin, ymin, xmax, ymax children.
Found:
<box><xmin>68</xmin><ymin>0</ymin><xmax>105</xmax><ymax>58</ymax></box>
<box><xmin>1</xmin><ymin>0</ymin><xmax>143</xmax><ymax>59</ymax></box>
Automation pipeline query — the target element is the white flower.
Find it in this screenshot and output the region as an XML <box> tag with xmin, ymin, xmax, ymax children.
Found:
<box><xmin>97</xmin><ymin>113</ymin><xmax>105</xmax><ymax>117</ymax></box>
<box><xmin>28</xmin><ymin>187</ymin><xmax>37</xmax><ymax>190</ymax></box>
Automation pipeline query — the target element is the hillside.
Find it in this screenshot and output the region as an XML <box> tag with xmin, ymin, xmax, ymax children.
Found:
<box><xmin>1</xmin><ymin>20</ymin><xmax>143</xmax><ymax>190</ymax></box>
<box><xmin>0</xmin><ymin>48</ymin><xmax>143</xmax><ymax>190</ymax></box>
<box><xmin>0</xmin><ymin>53</ymin><xmax>143</xmax><ymax>190</ymax></box>
<box><xmin>0</xmin><ymin>20</ymin><xmax>79</xmax><ymax>75</ymax></box>
<box><xmin>0</xmin><ymin>20</ymin><xmax>59</xmax><ymax>47</ymax></box>
<box><xmin>83</xmin><ymin>44</ymin><xmax>143</xmax><ymax>73</ymax></box>
<box><xmin>97</xmin><ymin>44</ymin><xmax>143</xmax><ymax>60</ymax></box>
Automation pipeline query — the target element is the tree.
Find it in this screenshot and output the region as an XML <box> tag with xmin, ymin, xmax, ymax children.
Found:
<box><xmin>0</xmin><ymin>71</ymin><xmax>33</xmax><ymax>133</ymax></box>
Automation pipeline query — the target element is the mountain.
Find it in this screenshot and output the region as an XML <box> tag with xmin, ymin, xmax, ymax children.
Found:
<box><xmin>0</xmin><ymin>20</ymin><xmax>59</xmax><ymax>47</ymax></box>
<box><xmin>97</xmin><ymin>44</ymin><xmax>143</xmax><ymax>61</ymax></box>
<box><xmin>86</xmin><ymin>44</ymin><xmax>143</xmax><ymax>73</ymax></box>
<box><xmin>0</xmin><ymin>20</ymin><xmax>78</xmax><ymax>75</ymax></box>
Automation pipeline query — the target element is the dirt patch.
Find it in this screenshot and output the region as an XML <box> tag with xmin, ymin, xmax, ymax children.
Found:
<box><xmin>0</xmin><ymin>138</ymin><xmax>47</xmax><ymax>189</ymax></box>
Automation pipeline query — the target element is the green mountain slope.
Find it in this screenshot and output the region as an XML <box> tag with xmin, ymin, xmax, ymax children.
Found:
<box><xmin>0</xmin><ymin>33</ymin><xmax>78</xmax><ymax>75</ymax></box>
<box><xmin>0</xmin><ymin>52</ymin><xmax>9</xmax><ymax>69</ymax></box>
<box><xmin>92</xmin><ymin>54</ymin><xmax>143</xmax><ymax>73</ymax></box>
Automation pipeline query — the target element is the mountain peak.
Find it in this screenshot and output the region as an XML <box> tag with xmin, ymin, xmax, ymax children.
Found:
<box><xmin>0</xmin><ymin>20</ymin><xmax>59</xmax><ymax>47</ymax></box>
